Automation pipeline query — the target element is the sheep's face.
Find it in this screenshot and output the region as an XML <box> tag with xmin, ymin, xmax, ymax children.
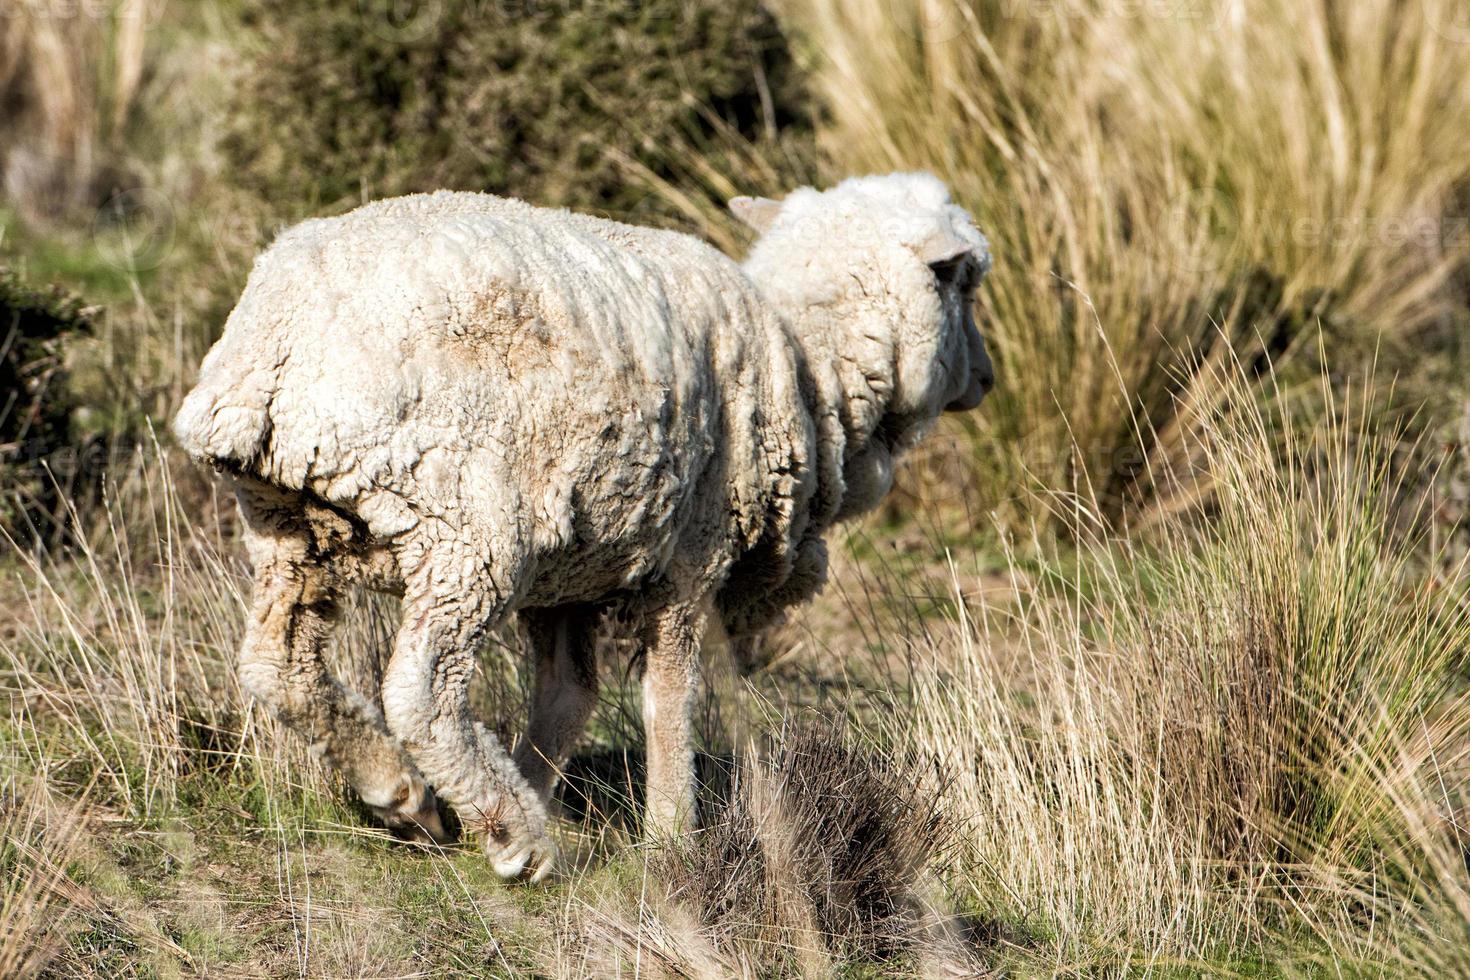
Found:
<box><xmin>734</xmin><ymin>173</ymin><xmax>993</xmax><ymax>452</ymax></box>
<box><xmin>926</xmin><ymin>250</ymin><xmax>994</xmax><ymax>415</ymax></box>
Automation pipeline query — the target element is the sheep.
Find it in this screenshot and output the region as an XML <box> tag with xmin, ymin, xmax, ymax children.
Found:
<box><xmin>173</xmin><ymin>172</ymin><xmax>993</xmax><ymax>882</ymax></box>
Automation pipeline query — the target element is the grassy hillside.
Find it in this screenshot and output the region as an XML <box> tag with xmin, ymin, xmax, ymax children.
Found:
<box><xmin>2</xmin><ymin>1</ymin><xmax>1469</xmax><ymax>975</ymax></box>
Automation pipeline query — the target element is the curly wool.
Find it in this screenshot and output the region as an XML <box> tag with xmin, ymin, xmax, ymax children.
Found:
<box><xmin>177</xmin><ymin>190</ymin><xmax>810</xmax><ymax>603</ymax></box>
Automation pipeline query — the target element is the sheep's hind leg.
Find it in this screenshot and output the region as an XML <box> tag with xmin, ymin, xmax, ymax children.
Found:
<box><xmin>513</xmin><ymin>604</ymin><xmax>601</xmax><ymax>803</ymax></box>
<box><xmin>235</xmin><ymin>484</ymin><xmax>449</xmax><ymax>844</ymax></box>
<box><xmin>381</xmin><ymin>553</ymin><xmax>554</xmax><ymax>882</ymax></box>
<box><xmin>639</xmin><ymin>600</ymin><xmax>706</xmax><ymax>839</ymax></box>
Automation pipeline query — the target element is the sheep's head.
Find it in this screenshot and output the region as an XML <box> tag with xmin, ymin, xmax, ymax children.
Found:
<box><xmin>734</xmin><ymin>173</ymin><xmax>993</xmax><ymax>518</ymax></box>
<box><xmin>734</xmin><ymin>173</ymin><xmax>993</xmax><ymax>454</ymax></box>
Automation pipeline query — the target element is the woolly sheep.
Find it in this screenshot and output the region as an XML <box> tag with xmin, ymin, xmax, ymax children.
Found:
<box><xmin>173</xmin><ymin>173</ymin><xmax>993</xmax><ymax>882</ymax></box>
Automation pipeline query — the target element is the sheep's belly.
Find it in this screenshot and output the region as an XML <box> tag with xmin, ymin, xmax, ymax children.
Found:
<box><xmin>514</xmin><ymin>477</ymin><xmax>710</xmax><ymax>607</ymax></box>
<box><xmin>518</xmin><ymin>544</ymin><xmax>659</xmax><ymax>607</ymax></box>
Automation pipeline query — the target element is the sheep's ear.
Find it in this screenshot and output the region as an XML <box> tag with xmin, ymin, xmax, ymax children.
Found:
<box><xmin>729</xmin><ymin>196</ymin><xmax>783</xmax><ymax>234</ymax></box>
<box><xmin>914</xmin><ymin>229</ymin><xmax>972</xmax><ymax>265</ymax></box>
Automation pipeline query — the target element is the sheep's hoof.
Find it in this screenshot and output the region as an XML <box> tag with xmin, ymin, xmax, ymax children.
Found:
<box><xmin>485</xmin><ymin>834</ymin><xmax>556</xmax><ymax>883</ymax></box>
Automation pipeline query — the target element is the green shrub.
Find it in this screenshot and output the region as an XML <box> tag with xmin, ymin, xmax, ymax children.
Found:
<box><xmin>0</xmin><ymin>267</ymin><xmax>93</xmax><ymax>540</ymax></box>
<box><xmin>226</xmin><ymin>0</ymin><xmax>815</xmax><ymax>224</ymax></box>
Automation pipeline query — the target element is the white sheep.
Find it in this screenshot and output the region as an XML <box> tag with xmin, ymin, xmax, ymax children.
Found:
<box><xmin>174</xmin><ymin>173</ymin><xmax>993</xmax><ymax>881</ymax></box>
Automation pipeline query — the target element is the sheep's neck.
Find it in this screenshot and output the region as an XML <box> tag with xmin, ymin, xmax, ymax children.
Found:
<box><xmin>777</xmin><ymin>306</ymin><xmax>893</xmax><ymax>529</ymax></box>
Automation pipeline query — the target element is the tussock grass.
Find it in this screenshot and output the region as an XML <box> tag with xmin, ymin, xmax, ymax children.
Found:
<box><xmin>880</xmin><ymin>368</ymin><xmax>1470</xmax><ymax>970</ymax></box>
<box><xmin>654</xmin><ymin>722</ymin><xmax>958</xmax><ymax>971</ymax></box>
<box><xmin>552</xmin><ymin>722</ymin><xmax>971</xmax><ymax>978</ymax></box>
<box><xmin>778</xmin><ymin>0</ymin><xmax>1470</xmax><ymax>529</ymax></box>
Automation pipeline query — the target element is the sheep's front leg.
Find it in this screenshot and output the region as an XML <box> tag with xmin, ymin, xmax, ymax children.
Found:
<box><xmin>382</xmin><ymin>568</ymin><xmax>554</xmax><ymax>882</ymax></box>
<box><xmin>639</xmin><ymin>601</ymin><xmax>706</xmax><ymax>838</ymax></box>
<box><xmin>236</xmin><ymin>488</ymin><xmax>449</xmax><ymax>845</ymax></box>
<box><xmin>513</xmin><ymin>604</ymin><xmax>601</xmax><ymax>803</ymax></box>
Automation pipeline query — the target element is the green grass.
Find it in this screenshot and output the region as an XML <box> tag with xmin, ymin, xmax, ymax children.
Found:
<box><xmin>0</xmin><ymin>210</ymin><xmax>148</xmax><ymax>305</ymax></box>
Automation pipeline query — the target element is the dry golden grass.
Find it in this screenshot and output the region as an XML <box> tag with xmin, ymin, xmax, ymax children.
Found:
<box><xmin>2</xmin><ymin>0</ymin><xmax>1469</xmax><ymax>974</ymax></box>
<box><xmin>0</xmin><ymin>0</ymin><xmax>155</xmax><ymax>224</ymax></box>
<box><xmin>0</xmin><ymin>771</ymin><xmax>91</xmax><ymax>978</ymax></box>
<box><xmin>3</xmin><ymin>369</ymin><xmax>1466</xmax><ymax>975</ymax></box>
<box><xmin>887</xmin><ymin>367</ymin><xmax>1470</xmax><ymax>969</ymax></box>
<box><xmin>776</xmin><ymin>0</ymin><xmax>1470</xmax><ymax>529</ymax></box>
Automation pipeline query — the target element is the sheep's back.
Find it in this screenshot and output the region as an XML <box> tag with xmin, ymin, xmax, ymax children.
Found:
<box><xmin>177</xmin><ymin>191</ymin><xmax>804</xmax><ymax>596</ymax></box>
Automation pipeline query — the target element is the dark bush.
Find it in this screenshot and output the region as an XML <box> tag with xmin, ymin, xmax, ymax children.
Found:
<box><xmin>654</xmin><ymin>721</ymin><xmax>958</xmax><ymax>970</ymax></box>
<box><xmin>226</xmin><ymin>0</ymin><xmax>815</xmax><ymax>224</ymax></box>
<box><xmin>0</xmin><ymin>267</ymin><xmax>93</xmax><ymax>540</ymax></box>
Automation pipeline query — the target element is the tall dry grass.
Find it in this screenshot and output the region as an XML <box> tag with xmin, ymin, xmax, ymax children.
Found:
<box><xmin>0</xmin><ymin>443</ymin><xmax>375</xmax><ymax>819</ymax></box>
<box><xmin>0</xmin><ymin>0</ymin><xmax>157</xmax><ymax>224</ymax></box>
<box><xmin>879</xmin><ymin>367</ymin><xmax>1470</xmax><ymax>968</ymax></box>
<box><xmin>0</xmin><ymin>770</ymin><xmax>90</xmax><ymax>977</ymax></box>
<box><xmin>2</xmin><ymin>0</ymin><xmax>1469</xmax><ymax>972</ymax></box>
<box><xmin>1</xmin><ymin>391</ymin><xmax>1466</xmax><ymax>972</ymax></box>
<box><xmin>779</xmin><ymin>0</ymin><xmax>1470</xmax><ymax>529</ymax></box>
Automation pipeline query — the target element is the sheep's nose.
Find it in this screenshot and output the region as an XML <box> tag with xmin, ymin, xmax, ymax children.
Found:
<box><xmin>945</xmin><ymin>367</ymin><xmax>993</xmax><ymax>412</ymax></box>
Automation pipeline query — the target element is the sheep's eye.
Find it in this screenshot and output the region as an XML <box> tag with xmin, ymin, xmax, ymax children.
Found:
<box><xmin>929</xmin><ymin>256</ymin><xmax>967</xmax><ymax>290</ymax></box>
